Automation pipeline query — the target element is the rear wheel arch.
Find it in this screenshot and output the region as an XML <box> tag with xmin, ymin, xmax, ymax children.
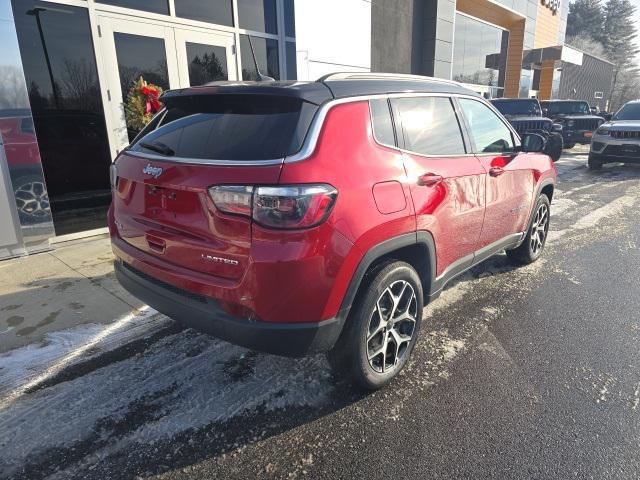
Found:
<box><xmin>540</xmin><ymin>183</ymin><xmax>554</xmax><ymax>202</ymax></box>
<box><xmin>339</xmin><ymin>232</ymin><xmax>436</xmax><ymax>319</ymax></box>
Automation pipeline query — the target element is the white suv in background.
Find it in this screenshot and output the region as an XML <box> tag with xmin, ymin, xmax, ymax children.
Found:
<box><xmin>589</xmin><ymin>100</ymin><xmax>640</xmax><ymax>170</ymax></box>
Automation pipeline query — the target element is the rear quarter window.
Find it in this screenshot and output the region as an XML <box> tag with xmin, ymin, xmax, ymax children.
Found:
<box><xmin>370</xmin><ymin>98</ymin><xmax>396</xmax><ymax>146</ymax></box>
<box><xmin>131</xmin><ymin>95</ymin><xmax>318</xmax><ymax>161</ymax></box>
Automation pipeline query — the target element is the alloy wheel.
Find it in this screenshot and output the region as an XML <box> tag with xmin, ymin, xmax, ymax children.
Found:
<box><xmin>14</xmin><ymin>180</ymin><xmax>50</xmax><ymax>219</ymax></box>
<box><xmin>367</xmin><ymin>280</ymin><xmax>418</xmax><ymax>374</ymax></box>
<box><xmin>530</xmin><ymin>203</ymin><xmax>549</xmax><ymax>255</ymax></box>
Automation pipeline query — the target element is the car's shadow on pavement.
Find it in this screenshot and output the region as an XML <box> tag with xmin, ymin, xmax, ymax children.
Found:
<box><xmin>0</xmin><ymin>275</ymin><xmax>369</xmax><ymax>480</ymax></box>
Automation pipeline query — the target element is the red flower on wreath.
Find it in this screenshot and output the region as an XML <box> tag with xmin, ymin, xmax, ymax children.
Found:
<box><xmin>140</xmin><ymin>84</ymin><xmax>161</xmax><ymax>114</ymax></box>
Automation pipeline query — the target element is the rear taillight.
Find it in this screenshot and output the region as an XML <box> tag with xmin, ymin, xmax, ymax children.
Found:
<box><xmin>209</xmin><ymin>185</ymin><xmax>253</xmax><ymax>216</ymax></box>
<box><xmin>209</xmin><ymin>184</ymin><xmax>338</xmax><ymax>229</ymax></box>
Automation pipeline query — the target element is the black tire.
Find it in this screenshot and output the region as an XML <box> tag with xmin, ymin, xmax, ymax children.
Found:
<box><xmin>563</xmin><ymin>142</ymin><xmax>576</xmax><ymax>150</ymax></box>
<box><xmin>547</xmin><ymin>133</ymin><xmax>563</xmax><ymax>162</ymax></box>
<box><xmin>588</xmin><ymin>154</ymin><xmax>603</xmax><ymax>171</ymax></box>
<box><xmin>506</xmin><ymin>195</ymin><xmax>551</xmax><ymax>266</ymax></box>
<box><xmin>327</xmin><ymin>261</ymin><xmax>424</xmax><ymax>390</ymax></box>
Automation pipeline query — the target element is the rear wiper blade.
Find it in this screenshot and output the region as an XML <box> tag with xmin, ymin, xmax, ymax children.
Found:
<box><xmin>140</xmin><ymin>141</ymin><xmax>174</xmax><ymax>156</ymax></box>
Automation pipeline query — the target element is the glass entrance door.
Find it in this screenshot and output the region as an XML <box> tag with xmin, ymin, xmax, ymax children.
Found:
<box><xmin>99</xmin><ymin>17</ymin><xmax>179</xmax><ymax>151</ymax></box>
<box><xmin>98</xmin><ymin>16</ymin><xmax>236</xmax><ymax>154</ymax></box>
<box><xmin>175</xmin><ymin>29</ymin><xmax>236</xmax><ymax>86</ymax></box>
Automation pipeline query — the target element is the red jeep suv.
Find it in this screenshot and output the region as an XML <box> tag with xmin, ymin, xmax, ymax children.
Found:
<box><xmin>109</xmin><ymin>73</ymin><xmax>556</xmax><ymax>389</ymax></box>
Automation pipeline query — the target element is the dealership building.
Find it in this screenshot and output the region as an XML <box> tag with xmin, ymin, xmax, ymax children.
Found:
<box><xmin>0</xmin><ymin>0</ymin><xmax>614</xmax><ymax>259</ymax></box>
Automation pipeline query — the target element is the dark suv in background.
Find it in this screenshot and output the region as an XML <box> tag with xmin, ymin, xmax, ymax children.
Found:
<box><xmin>541</xmin><ymin>100</ymin><xmax>605</xmax><ymax>149</ymax></box>
<box><xmin>491</xmin><ymin>98</ymin><xmax>563</xmax><ymax>161</ymax></box>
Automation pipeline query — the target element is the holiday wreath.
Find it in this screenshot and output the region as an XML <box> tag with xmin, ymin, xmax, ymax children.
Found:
<box><xmin>124</xmin><ymin>76</ymin><xmax>163</xmax><ymax>131</ymax></box>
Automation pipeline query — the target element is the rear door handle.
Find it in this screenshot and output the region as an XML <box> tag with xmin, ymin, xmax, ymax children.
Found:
<box><xmin>418</xmin><ymin>173</ymin><xmax>443</xmax><ymax>187</ymax></box>
<box><xmin>489</xmin><ymin>167</ymin><xmax>505</xmax><ymax>177</ymax></box>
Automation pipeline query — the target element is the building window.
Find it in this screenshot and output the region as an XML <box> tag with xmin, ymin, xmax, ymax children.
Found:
<box><xmin>186</xmin><ymin>42</ymin><xmax>229</xmax><ymax>85</ymax></box>
<box><xmin>174</xmin><ymin>0</ymin><xmax>234</xmax><ymax>26</ymax></box>
<box><xmin>240</xmin><ymin>34</ymin><xmax>279</xmax><ymax>80</ymax></box>
<box><xmin>519</xmin><ymin>69</ymin><xmax>533</xmax><ymax>98</ymax></box>
<box><xmin>94</xmin><ymin>0</ymin><xmax>169</xmax><ymax>15</ymax></box>
<box><xmin>285</xmin><ymin>41</ymin><xmax>296</xmax><ymax>79</ymax></box>
<box><xmin>284</xmin><ymin>0</ymin><xmax>295</xmax><ymax>37</ymax></box>
<box><xmin>11</xmin><ymin>0</ymin><xmax>113</xmax><ymax>235</ymax></box>
<box><xmin>452</xmin><ymin>13</ymin><xmax>509</xmax><ymax>90</ymax></box>
<box><xmin>237</xmin><ymin>0</ymin><xmax>277</xmax><ymax>34</ymax></box>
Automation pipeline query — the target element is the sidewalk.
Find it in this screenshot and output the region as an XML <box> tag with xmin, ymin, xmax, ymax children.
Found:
<box><xmin>0</xmin><ymin>235</ymin><xmax>144</xmax><ymax>353</ymax></box>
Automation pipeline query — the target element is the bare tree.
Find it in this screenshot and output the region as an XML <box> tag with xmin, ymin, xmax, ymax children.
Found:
<box><xmin>0</xmin><ymin>66</ymin><xmax>29</xmax><ymax>109</ymax></box>
<box><xmin>565</xmin><ymin>34</ymin><xmax>610</xmax><ymax>60</ymax></box>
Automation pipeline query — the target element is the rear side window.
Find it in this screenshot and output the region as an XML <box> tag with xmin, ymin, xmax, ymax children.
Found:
<box><xmin>370</xmin><ymin>98</ymin><xmax>396</xmax><ymax>146</ymax></box>
<box><xmin>458</xmin><ymin>98</ymin><xmax>515</xmax><ymax>154</ymax></box>
<box><xmin>131</xmin><ymin>95</ymin><xmax>317</xmax><ymax>160</ymax></box>
<box><xmin>392</xmin><ymin>96</ymin><xmax>466</xmax><ymax>156</ymax></box>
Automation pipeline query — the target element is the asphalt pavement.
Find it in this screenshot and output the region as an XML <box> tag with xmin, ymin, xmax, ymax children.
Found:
<box><xmin>1</xmin><ymin>146</ymin><xmax>639</xmax><ymax>479</ymax></box>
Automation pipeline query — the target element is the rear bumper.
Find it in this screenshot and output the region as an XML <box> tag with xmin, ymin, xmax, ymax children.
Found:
<box><xmin>114</xmin><ymin>260</ymin><xmax>344</xmax><ymax>357</ymax></box>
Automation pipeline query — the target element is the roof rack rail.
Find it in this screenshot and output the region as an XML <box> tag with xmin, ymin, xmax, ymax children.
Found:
<box><xmin>316</xmin><ymin>72</ymin><xmax>462</xmax><ymax>86</ymax></box>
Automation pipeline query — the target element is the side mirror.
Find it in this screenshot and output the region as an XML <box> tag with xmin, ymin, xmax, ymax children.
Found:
<box><xmin>603</xmin><ymin>113</ymin><xmax>613</xmax><ymax>121</ymax></box>
<box><xmin>521</xmin><ymin>133</ymin><xmax>546</xmax><ymax>153</ymax></box>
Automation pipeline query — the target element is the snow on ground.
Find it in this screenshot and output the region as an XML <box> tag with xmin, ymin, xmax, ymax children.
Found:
<box><xmin>0</xmin><ymin>320</ymin><xmax>333</xmax><ymax>476</ymax></box>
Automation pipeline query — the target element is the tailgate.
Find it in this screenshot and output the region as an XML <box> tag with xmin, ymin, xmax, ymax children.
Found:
<box><xmin>112</xmin><ymin>152</ymin><xmax>281</xmax><ymax>280</ymax></box>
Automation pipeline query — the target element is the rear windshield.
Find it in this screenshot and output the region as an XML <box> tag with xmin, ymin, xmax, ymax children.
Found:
<box><xmin>542</xmin><ymin>101</ymin><xmax>590</xmax><ymax>115</ymax></box>
<box><xmin>130</xmin><ymin>95</ymin><xmax>318</xmax><ymax>161</ymax></box>
<box><xmin>492</xmin><ymin>99</ymin><xmax>541</xmax><ymax>117</ymax></box>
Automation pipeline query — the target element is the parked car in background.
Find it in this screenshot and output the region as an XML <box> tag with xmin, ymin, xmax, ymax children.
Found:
<box><xmin>0</xmin><ymin>109</ymin><xmax>50</xmax><ymax>224</ymax></box>
<box><xmin>589</xmin><ymin>100</ymin><xmax>640</xmax><ymax>170</ymax></box>
<box><xmin>491</xmin><ymin>98</ymin><xmax>564</xmax><ymax>161</ymax></box>
<box><xmin>540</xmin><ymin>100</ymin><xmax>605</xmax><ymax>149</ymax></box>
<box><xmin>110</xmin><ymin>73</ymin><xmax>556</xmax><ymax>389</ymax></box>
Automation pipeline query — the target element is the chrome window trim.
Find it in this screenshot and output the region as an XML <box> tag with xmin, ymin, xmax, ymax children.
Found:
<box><xmin>125</xmin><ymin>150</ymin><xmax>284</xmax><ymax>166</ymax></box>
<box><xmin>284</xmin><ymin>90</ymin><xmax>524</xmax><ymax>163</ymax></box>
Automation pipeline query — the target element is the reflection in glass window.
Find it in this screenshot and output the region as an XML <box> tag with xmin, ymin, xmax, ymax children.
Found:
<box><xmin>285</xmin><ymin>41</ymin><xmax>296</xmax><ymax>80</ymax></box>
<box><xmin>393</xmin><ymin>97</ymin><xmax>466</xmax><ymax>156</ymax></box>
<box><xmin>452</xmin><ymin>14</ymin><xmax>509</xmax><ymax>89</ymax></box>
<box><xmin>11</xmin><ymin>0</ymin><xmax>113</xmax><ymax>235</ymax></box>
<box><xmin>113</xmin><ymin>32</ymin><xmax>169</xmax><ymax>140</ymax></box>
<box><xmin>186</xmin><ymin>43</ymin><xmax>228</xmax><ymax>86</ymax></box>
<box><xmin>284</xmin><ymin>0</ymin><xmax>295</xmax><ymax>36</ymax></box>
<box><xmin>238</xmin><ymin>0</ymin><xmax>277</xmax><ymax>34</ymax></box>
<box><xmin>133</xmin><ymin>96</ymin><xmax>317</xmax><ymax>160</ymax></box>
<box><xmin>174</xmin><ymin>0</ymin><xmax>233</xmax><ymax>26</ymax></box>
<box><xmin>240</xmin><ymin>35</ymin><xmax>279</xmax><ymax>80</ymax></box>
<box><xmin>459</xmin><ymin>99</ymin><xmax>514</xmax><ymax>154</ymax></box>
<box><xmin>95</xmin><ymin>0</ymin><xmax>169</xmax><ymax>15</ymax></box>
<box><xmin>370</xmin><ymin>99</ymin><xmax>395</xmax><ymax>146</ymax></box>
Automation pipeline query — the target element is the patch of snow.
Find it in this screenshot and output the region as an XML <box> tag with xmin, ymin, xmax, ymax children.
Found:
<box><xmin>0</xmin><ymin>319</ymin><xmax>333</xmax><ymax>476</ymax></box>
<box><xmin>0</xmin><ymin>306</ymin><xmax>165</xmax><ymax>404</ymax></box>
